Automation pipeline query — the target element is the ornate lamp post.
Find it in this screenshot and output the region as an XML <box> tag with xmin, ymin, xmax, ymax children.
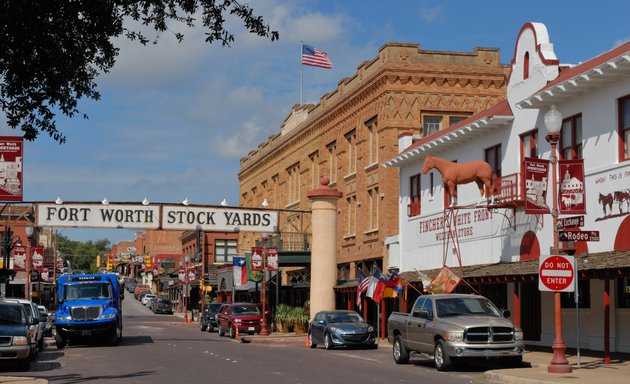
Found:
<box><xmin>259</xmin><ymin>233</ymin><xmax>269</xmax><ymax>336</ymax></box>
<box><xmin>24</xmin><ymin>226</ymin><xmax>34</xmax><ymax>300</ymax></box>
<box><xmin>544</xmin><ymin>105</ymin><xmax>572</xmax><ymax>374</ymax></box>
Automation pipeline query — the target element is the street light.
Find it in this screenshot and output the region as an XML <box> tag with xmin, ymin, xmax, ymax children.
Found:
<box><xmin>24</xmin><ymin>226</ymin><xmax>34</xmax><ymax>300</ymax></box>
<box><xmin>544</xmin><ymin>105</ymin><xmax>572</xmax><ymax>374</ymax></box>
<box><xmin>259</xmin><ymin>233</ymin><xmax>269</xmax><ymax>336</ymax></box>
<box><xmin>183</xmin><ymin>256</ymin><xmax>190</xmax><ymax>323</ymax></box>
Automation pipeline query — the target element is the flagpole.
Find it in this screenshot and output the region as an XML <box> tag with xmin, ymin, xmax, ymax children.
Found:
<box><xmin>377</xmin><ymin>301</ymin><xmax>381</xmax><ymax>344</ymax></box>
<box><xmin>300</xmin><ymin>41</ymin><xmax>303</xmax><ymax>105</ymax></box>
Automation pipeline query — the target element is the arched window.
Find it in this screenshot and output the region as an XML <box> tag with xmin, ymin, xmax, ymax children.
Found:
<box><xmin>523</xmin><ymin>52</ymin><xmax>530</xmax><ymax>79</ymax></box>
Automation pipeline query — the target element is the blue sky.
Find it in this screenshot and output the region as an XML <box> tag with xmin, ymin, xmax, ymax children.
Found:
<box><xmin>3</xmin><ymin>0</ymin><xmax>629</xmax><ymax>244</ymax></box>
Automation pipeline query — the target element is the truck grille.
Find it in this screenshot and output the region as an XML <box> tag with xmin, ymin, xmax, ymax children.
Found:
<box><xmin>71</xmin><ymin>306</ymin><xmax>102</xmax><ymax>320</ymax></box>
<box><xmin>465</xmin><ymin>327</ymin><xmax>514</xmax><ymax>343</ymax></box>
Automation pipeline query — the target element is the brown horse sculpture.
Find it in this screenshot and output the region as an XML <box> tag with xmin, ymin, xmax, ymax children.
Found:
<box><xmin>421</xmin><ymin>155</ymin><xmax>495</xmax><ymax>207</ymax></box>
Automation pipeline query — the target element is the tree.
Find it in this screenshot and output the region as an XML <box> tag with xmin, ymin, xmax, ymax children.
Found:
<box><xmin>56</xmin><ymin>235</ymin><xmax>111</xmax><ymax>273</ymax></box>
<box><xmin>0</xmin><ymin>1</ymin><xmax>279</xmax><ymax>144</ymax></box>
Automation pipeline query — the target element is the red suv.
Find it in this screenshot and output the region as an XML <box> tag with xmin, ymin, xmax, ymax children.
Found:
<box><xmin>217</xmin><ymin>302</ymin><xmax>262</xmax><ymax>338</ymax></box>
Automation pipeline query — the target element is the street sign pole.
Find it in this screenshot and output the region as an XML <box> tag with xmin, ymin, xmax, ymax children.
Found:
<box><xmin>574</xmin><ymin>257</ymin><xmax>581</xmax><ymax>367</ymax></box>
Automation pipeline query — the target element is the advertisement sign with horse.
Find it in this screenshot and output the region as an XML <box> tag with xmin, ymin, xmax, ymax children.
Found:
<box><xmin>559</xmin><ymin>159</ymin><xmax>586</xmax><ymax>214</ymax></box>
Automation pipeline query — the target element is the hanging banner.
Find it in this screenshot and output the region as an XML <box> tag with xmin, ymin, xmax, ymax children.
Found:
<box><xmin>0</xmin><ymin>136</ymin><xmax>23</xmax><ymax>201</ymax></box>
<box><xmin>246</xmin><ymin>251</ymin><xmax>263</xmax><ymax>283</ymax></box>
<box><xmin>524</xmin><ymin>157</ymin><xmax>551</xmax><ymax>214</ymax></box>
<box><xmin>267</xmin><ymin>247</ymin><xmax>279</xmax><ymax>271</ymax></box>
<box><xmin>186</xmin><ymin>268</ymin><xmax>196</xmax><ymax>284</ymax></box>
<box><xmin>558</xmin><ymin>159</ymin><xmax>586</xmax><ymax>214</ymax></box>
<box><xmin>12</xmin><ymin>246</ymin><xmax>26</xmax><ymax>271</ymax></box>
<box><xmin>178</xmin><ymin>267</ymin><xmax>186</xmax><ymax>283</ymax></box>
<box><xmin>31</xmin><ymin>246</ymin><xmax>45</xmax><ymax>272</ymax></box>
<box><xmin>250</xmin><ymin>247</ymin><xmax>263</xmax><ymax>272</ymax></box>
<box><xmin>427</xmin><ymin>266</ymin><xmax>461</xmax><ymax>294</ymax></box>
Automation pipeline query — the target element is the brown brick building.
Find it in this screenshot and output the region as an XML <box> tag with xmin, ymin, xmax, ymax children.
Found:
<box><xmin>239</xmin><ymin>43</ymin><xmax>509</xmax><ymax>289</ymax></box>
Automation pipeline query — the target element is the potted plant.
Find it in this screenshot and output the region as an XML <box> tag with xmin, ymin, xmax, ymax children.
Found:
<box><xmin>274</xmin><ymin>304</ymin><xmax>289</xmax><ymax>333</ymax></box>
<box><xmin>292</xmin><ymin>306</ymin><xmax>309</xmax><ymax>335</ymax></box>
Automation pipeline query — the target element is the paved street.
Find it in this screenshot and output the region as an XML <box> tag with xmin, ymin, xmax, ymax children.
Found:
<box><xmin>0</xmin><ymin>292</ymin><xmax>495</xmax><ymax>384</ymax></box>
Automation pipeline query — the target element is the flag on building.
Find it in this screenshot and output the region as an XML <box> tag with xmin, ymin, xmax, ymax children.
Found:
<box><xmin>356</xmin><ymin>271</ymin><xmax>369</xmax><ymax>309</ymax></box>
<box><xmin>383</xmin><ymin>273</ymin><xmax>401</xmax><ymax>299</ymax></box>
<box><xmin>302</xmin><ymin>43</ymin><xmax>333</xmax><ymax>69</ymax></box>
<box><xmin>366</xmin><ymin>268</ymin><xmax>387</xmax><ymax>301</ymax></box>
<box><xmin>233</xmin><ymin>256</ymin><xmax>248</xmax><ymax>286</ymax></box>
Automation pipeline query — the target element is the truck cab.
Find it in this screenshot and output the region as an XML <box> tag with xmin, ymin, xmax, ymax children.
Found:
<box><xmin>54</xmin><ymin>273</ymin><xmax>123</xmax><ymax>348</ymax></box>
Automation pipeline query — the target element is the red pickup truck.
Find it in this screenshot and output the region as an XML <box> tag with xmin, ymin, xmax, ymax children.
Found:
<box><xmin>217</xmin><ymin>302</ymin><xmax>263</xmax><ymax>338</ymax></box>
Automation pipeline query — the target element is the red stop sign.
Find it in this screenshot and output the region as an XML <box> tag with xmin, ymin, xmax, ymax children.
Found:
<box><xmin>539</xmin><ymin>255</ymin><xmax>575</xmax><ymax>292</ymax></box>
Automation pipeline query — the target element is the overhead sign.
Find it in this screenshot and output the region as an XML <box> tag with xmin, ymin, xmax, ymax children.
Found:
<box><xmin>35</xmin><ymin>203</ymin><xmax>278</xmax><ymax>233</ymax></box>
<box><xmin>557</xmin><ymin>215</ymin><xmax>584</xmax><ymax>229</ymax></box>
<box><xmin>539</xmin><ymin>255</ymin><xmax>575</xmax><ymax>292</ymax></box>
<box><xmin>559</xmin><ymin>230</ymin><xmax>600</xmax><ymax>242</ymax></box>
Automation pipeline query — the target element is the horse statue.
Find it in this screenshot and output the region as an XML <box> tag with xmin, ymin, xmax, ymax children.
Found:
<box><xmin>599</xmin><ymin>192</ymin><xmax>613</xmax><ymax>216</ymax></box>
<box><xmin>421</xmin><ymin>155</ymin><xmax>495</xmax><ymax>207</ymax></box>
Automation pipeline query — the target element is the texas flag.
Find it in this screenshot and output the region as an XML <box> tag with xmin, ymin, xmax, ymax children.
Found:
<box><xmin>233</xmin><ymin>257</ymin><xmax>248</xmax><ymax>287</ymax></box>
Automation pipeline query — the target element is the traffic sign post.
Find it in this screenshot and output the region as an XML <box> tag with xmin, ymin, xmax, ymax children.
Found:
<box><xmin>558</xmin><ymin>230</ymin><xmax>599</xmax><ymax>242</ymax></box>
<box><xmin>539</xmin><ymin>254</ymin><xmax>575</xmax><ymax>292</ymax></box>
<box><xmin>557</xmin><ymin>215</ymin><xmax>584</xmax><ymax>229</ymax></box>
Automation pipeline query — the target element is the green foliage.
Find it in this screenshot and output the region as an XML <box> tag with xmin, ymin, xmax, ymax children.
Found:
<box><xmin>56</xmin><ymin>234</ymin><xmax>111</xmax><ymax>273</ymax></box>
<box><xmin>274</xmin><ymin>303</ymin><xmax>290</xmax><ymax>324</ymax></box>
<box><xmin>0</xmin><ymin>1</ymin><xmax>279</xmax><ymax>143</ymax></box>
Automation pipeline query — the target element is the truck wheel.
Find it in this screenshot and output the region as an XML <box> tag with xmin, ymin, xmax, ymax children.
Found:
<box><xmin>55</xmin><ymin>333</ymin><xmax>66</xmax><ymax>350</ymax></box>
<box><xmin>207</xmin><ymin>323</ymin><xmax>214</xmax><ymax>333</ymax></box>
<box><xmin>324</xmin><ymin>333</ymin><xmax>333</xmax><ymax>350</ymax></box>
<box><xmin>434</xmin><ymin>340</ymin><xmax>453</xmax><ymax>371</ymax></box>
<box><xmin>17</xmin><ymin>357</ymin><xmax>30</xmax><ymax>371</ymax></box>
<box><xmin>308</xmin><ymin>332</ymin><xmax>317</xmax><ymax>348</ymax></box>
<box><xmin>393</xmin><ymin>336</ymin><xmax>409</xmax><ymax>364</ymax></box>
<box><xmin>200</xmin><ymin>321</ymin><xmax>207</xmax><ymax>332</ymax></box>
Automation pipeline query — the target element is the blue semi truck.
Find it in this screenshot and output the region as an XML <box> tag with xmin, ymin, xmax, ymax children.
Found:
<box><xmin>54</xmin><ymin>273</ymin><xmax>123</xmax><ymax>349</ymax></box>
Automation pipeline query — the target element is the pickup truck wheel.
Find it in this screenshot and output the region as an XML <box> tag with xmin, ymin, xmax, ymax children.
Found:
<box><xmin>434</xmin><ymin>341</ymin><xmax>453</xmax><ymax>371</ymax></box>
<box><xmin>200</xmin><ymin>321</ymin><xmax>207</xmax><ymax>332</ymax></box>
<box><xmin>308</xmin><ymin>332</ymin><xmax>317</xmax><ymax>348</ymax></box>
<box><xmin>207</xmin><ymin>323</ymin><xmax>214</xmax><ymax>333</ymax></box>
<box><xmin>324</xmin><ymin>333</ymin><xmax>333</xmax><ymax>350</ymax></box>
<box><xmin>55</xmin><ymin>333</ymin><xmax>66</xmax><ymax>350</ymax></box>
<box><xmin>393</xmin><ymin>336</ymin><xmax>409</xmax><ymax>364</ymax></box>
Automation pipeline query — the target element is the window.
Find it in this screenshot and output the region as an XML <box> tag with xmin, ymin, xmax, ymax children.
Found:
<box><xmin>617</xmin><ymin>277</ymin><xmax>630</xmax><ymax>308</ymax></box>
<box><xmin>619</xmin><ymin>95</ymin><xmax>630</xmax><ymax>161</ymax></box>
<box><xmin>449</xmin><ymin>116</ymin><xmax>466</xmax><ymax>126</ymax></box>
<box><xmin>409</xmin><ymin>174</ymin><xmax>421</xmax><ymax>217</ymax></box>
<box><xmin>327</xmin><ymin>141</ymin><xmax>337</xmax><ymax>183</ymax></box>
<box><xmin>367</xmin><ymin>118</ymin><xmax>379</xmax><ymax>164</ymax></box>
<box><xmin>560</xmin><ymin>114</ymin><xmax>583</xmax><ymax>160</ymax></box>
<box><xmin>423</xmin><ymin>116</ymin><xmax>441</xmax><ymax>137</ymax></box>
<box><xmin>287</xmin><ymin>163</ymin><xmax>300</xmax><ymax>203</ymax></box>
<box><xmin>346</xmin><ymin>130</ymin><xmax>356</xmax><ymax>175</ymax></box>
<box><xmin>523</xmin><ymin>52</ymin><xmax>530</xmax><ymax>79</ymax></box>
<box><xmin>346</xmin><ymin>195</ymin><xmax>356</xmax><ymax>236</ymax></box>
<box><xmin>520</xmin><ymin>130</ymin><xmax>538</xmax><ymax>160</ymax></box>
<box><xmin>367</xmin><ymin>186</ymin><xmax>379</xmax><ymax>230</ymax></box>
<box><xmin>561</xmin><ymin>279</ymin><xmax>590</xmax><ymax>308</ymax></box>
<box><xmin>309</xmin><ymin>151</ymin><xmax>320</xmax><ymax>189</ymax></box>
<box><xmin>215</xmin><ymin>240</ymin><xmax>237</xmax><ymax>263</ymax></box>
<box><xmin>485</xmin><ymin>144</ymin><xmax>502</xmax><ymax>177</ymax></box>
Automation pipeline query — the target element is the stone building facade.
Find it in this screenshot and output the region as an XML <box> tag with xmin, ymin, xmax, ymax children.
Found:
<box><xmin>239</xmin><ymin>42</ymin><xmax>509</xmax><ymax>284</ymax></box>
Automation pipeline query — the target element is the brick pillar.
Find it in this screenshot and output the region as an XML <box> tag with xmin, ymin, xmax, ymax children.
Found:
<box><xmin>307</xmin><ymin>176</ymin><xmax>342</xmax><ymax>320</ymax></box>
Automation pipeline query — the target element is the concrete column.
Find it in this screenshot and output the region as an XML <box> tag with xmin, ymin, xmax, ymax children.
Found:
<box><xmin>307</xmin><ymin>176</ymin><xmax>342</xmax><ymax>320</ymax></box>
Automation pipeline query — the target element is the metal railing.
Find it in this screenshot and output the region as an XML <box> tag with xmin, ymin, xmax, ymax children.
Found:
<box><xmin>255</xmin><ymin>232</ymin><xmax>311</xmax><ymax>252</ymax></box>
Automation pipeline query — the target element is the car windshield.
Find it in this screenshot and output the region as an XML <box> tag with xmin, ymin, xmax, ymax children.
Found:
<box><xmin>64</xmin><ymin>282</ymin><xmax>112</xmax><ymax>300</ymax></box>
<box><xmin>436</xmin><ymin>297</ymin><xmax>502</xmax><ymax>318</ymax></box>
<box><xmin>0</xmin><ymin>305</ymin><xmax>26</xmax><ymax>324</ymax></box>
<box><xmin>232</xmin><ymin>305</ymin><xmax>260</xmax><ymax>315</ymax></box>
<box><xmin>326</xmin><ymin>312</ymin><xmax>363</xmax><ymax>323</ymax></box>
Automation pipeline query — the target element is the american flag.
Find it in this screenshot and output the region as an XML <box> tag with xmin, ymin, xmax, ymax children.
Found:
<box><xmin>356</xmin><ymin>271</ymin><xmax>369</xmax><ymax>309</ymax></box>
<box><xmin>302</xmin><ymin>44</ymin><xmax>333</xmax><ymax>69</ymax></box>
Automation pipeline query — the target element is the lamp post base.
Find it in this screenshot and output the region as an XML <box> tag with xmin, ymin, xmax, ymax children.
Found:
<box><xmin>548</xmin><ymin>344</ymin><xmax>572</xmax><ymax>373</ymax></box>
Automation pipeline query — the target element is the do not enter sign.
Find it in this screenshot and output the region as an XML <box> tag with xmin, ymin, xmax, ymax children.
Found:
<box><xmin>539</xmin><ymin>255</ymin><xmax>575</xmax><ymax>292</ymax></box>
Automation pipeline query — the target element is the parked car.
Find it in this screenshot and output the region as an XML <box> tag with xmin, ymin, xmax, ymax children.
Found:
<box><xmin>200</xmin><ymin>303</ymin><xmax>222</xmax><ymax>333</ymax></box>
<box><xmin>141</xmin><ymin>294</ymin><xmax>157</xmax><ymax>306</ymax></box>
<box><xmin>134</xmin><ymin>284</ymin><xmax>151</xmax><ymax>299</ymax></box>
<box><xmin>150</xmin><ymin>298</ymin><xmax>173</xmax><ymax>314</ymax></box>
<box><xmin>216</xmin><ymin>302</ymin><xmax>262</xmax><ymax>338</ymax></box>
<box><xmin>387</xmin><ymin>294</ymin><xmax>524</xmax><ymax>371</ymax></box>
<box><xmin>308</xmin><ymin>310</ymin><xmax>376</xmax><ymax>350</ymax></box>
<box><xmin>37</xmin><ymin>305</ymin><xmax>53</xmax><ymax>337</ymax></box>
<box><xmin>1</xmin><ymin>298</ymin><xmax>45</xmax><ymax>353</ymax></box>
<box><xmin>145</xmin><ymin>296</ymin><xmax>158</xmax><ymax>307</ymax></box>
<box><xmin>0</xmin><ymin>301</ymin><xmax>38</xmax><ymax>371</ymax></box>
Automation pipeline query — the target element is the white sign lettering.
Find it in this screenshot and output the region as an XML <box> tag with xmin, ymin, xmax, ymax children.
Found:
<box><xmin>36</xmin><ymin>204</ymin><xmax>160</xmax><ymax>229</ymax></box>
<box><xmin>161</xmin><ymin>205</ymin><xmax>277</xmax><ymax>232</ymax></box>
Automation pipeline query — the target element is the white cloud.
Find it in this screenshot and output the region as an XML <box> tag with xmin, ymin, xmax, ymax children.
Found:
<box><xmin>217</xmin><ymin>119</ymin><xmax>265</xmax><ymax>159</ymax></box>
<box><xmin>419</xmin><ymin>4</ymin><xmax>442</xmax><ymax>23</ymax></box>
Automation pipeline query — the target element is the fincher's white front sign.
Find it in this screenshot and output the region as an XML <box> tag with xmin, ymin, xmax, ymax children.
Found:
<box><xmin>35</xmin><ymin>203</ymin><xmax>277</xmax><ymax>233</ymax></box>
